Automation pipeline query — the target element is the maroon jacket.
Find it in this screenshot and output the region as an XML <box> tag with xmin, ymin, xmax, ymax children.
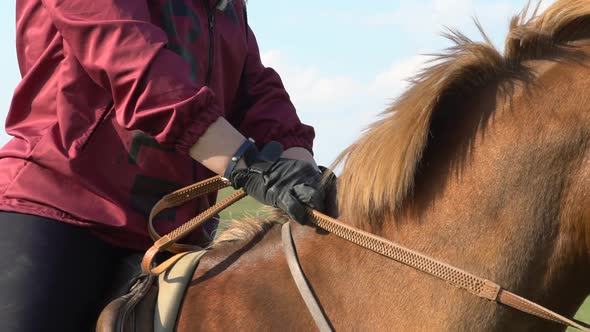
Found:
<box><xmin>0</xmin><ymin>0</ymin><xmax>314</xmax><ymax>249</ymax></box>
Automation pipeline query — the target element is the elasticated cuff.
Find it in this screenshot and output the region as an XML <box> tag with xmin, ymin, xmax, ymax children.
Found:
<box><xmin>173</xmin><ymin>86</ymin><xmax>223</xmax><ymax>154</ymax></box>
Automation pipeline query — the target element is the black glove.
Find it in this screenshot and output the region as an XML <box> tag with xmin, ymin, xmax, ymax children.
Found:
<box><xmin>227</xmin><ymin>141</ymin><xmax>325</xmax><ymax>224</ymax></box>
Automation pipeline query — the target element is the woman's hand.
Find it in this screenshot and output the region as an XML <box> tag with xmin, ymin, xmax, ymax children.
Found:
<box><xmin>227</xmin><ymin>142</ymin><xmax>326</xmax><ymax>224</ymax></box>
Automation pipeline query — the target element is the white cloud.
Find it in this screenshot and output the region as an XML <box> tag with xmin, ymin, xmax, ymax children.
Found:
<box><xmin>261</xmin><ymin>50</ymin><xmax>431</xmax><ymax>165</ymax></box>
<box><xmin>371</xmin><ymin>55</ymin><xmax>430</xmax><ymax>100</ymax></box>
<box><xmin>360</xmin><ymin>0</ymin><xmax>559</xmax><ymax>36</ymax></box>
<box><xmin>362</xmin><ymin>0</ymin><xmax>518</xmax><ymax>30</ymax></box>
<box><xmin>359</xmin><ymin>0</ymin><xmax>529</xmax><ymax>52</ymax></box>
<box><xmin>261</xmin><ymin>50</ymin><xmax>361</xmax><ymax>114</ymax></box>
<box><xmin>259</xmin><ymin>0</ymin><xmax>561</xmax><ymax>166</ymax></box>
<box><xmin>262</xmin><ymin>50</ymin><xmax>428</xmax><ymax>113</ymax></box>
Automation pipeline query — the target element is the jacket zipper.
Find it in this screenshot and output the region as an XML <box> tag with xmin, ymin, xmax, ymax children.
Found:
<box><xmin>204</xmin><ymin>0</ymin><xmax>217</xmax><ymax>86</ymax></box>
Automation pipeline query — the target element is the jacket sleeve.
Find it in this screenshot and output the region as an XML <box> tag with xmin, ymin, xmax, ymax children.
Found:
<box><xmin>41</xmin><ymin>0</ymin><xmax>222</xmax><ymax>154</ymax></box>
<box><xmin>236</xmin><ymin>26</ymin><xmax>315</xmax><ymax>154</ymax></box>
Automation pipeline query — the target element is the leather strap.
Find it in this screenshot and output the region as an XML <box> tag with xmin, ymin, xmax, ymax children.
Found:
<box><xmin>141</xmin><ymin>176</ymin><xmax>246</xmax><ymax>275</ymax></box>
<box><xmin>498</xmin><ymin>290</ymin><xmax>590</xmax><ymax>331</ymax></box>
<box><xmin>282</xmin><ymin>223</ymin><xmax>333</xmax><ymax>332</ymax></box>
<box><xmin>307</xmin><ymin>210</ymin><xmax>590</xmax><ymax>332</ymax></box>
<box><xmin>142</xmin><ymin>176</ymin><xmax>590</xmax><ymax>331</ymax></box>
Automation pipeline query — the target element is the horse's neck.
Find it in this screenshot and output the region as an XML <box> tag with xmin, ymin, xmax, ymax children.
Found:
<box><xmin>293</xmin><ymin>191</ymin><xmax>588</xmax><ymax>331</ymax></box>
<box><xmin>408</xmin><ymin>67</ymin><xmax>590</xmax><ymax>325</ymax></box>
<box><xmin>384</xmin><ymin>186</ymin><xmax>589</xmax><ymax>331</ymax></box>
<box><xmin>309</xmin><ymin>73</ymin><xmax>590</xmax><ymax>330</ymax></box>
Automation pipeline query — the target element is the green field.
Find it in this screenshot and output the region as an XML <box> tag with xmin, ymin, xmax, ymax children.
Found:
<box><xmin>570</xmin><ymin>297</ymin><xmax>590</xmax><ymax>331</ymax></box>
<box><xmin>217</xmin><ymin>187</ymin><xmax>265</xmax><ymax>221</ymax></box>
<box><xmin>217</xmin><ymin>188</ymin><xmax>590</xmax><ymax>327</ymax></box>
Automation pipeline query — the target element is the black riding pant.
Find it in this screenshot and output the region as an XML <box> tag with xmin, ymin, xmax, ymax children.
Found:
<box><xmin>0</xmin><ymin>212</ymin><xmax>142</xmax><ymax>332</ymax></box>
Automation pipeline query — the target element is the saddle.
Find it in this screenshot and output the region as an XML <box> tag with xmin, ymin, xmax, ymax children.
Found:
<box><xmin>96</xmin><ymin>250</ymin><xmax>207</xmax><ymax>332</ymax></box>
<box><xmin>96</xmin><ymin>274</ymin><xmax>157</xmax><ymax>332</ymax></box>
<box><xmin>95</xmin><ymin>177</ymin><xmax>239</xmax><ymax>332</ymax></box>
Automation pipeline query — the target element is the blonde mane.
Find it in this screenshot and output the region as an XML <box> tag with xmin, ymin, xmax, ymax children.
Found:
<box><xmin>333</xmin><ymin>0</ymin><xmax>590</xmax><ymax>231</ymax></box>
<box><xmin>214</xmin><ymin>0</ymin><xmax>590</xmax><ymax>245</ymax></box>
<box><xmin>211</xmin><ymin>208</ymin><xmax>287</xmax><ymax>247</ymax></box>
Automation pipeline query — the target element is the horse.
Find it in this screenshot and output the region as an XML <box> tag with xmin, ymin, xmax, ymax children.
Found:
<box><xmin>173</xmin><ymin>1</ymin><xmax>590</xmax><ymax>330</ymax></box>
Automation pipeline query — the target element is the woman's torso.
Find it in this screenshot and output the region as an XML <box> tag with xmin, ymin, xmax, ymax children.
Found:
<box><xmin>0</xmin><ymin>0</ymin><xmax>250</xmax><ymax>249</ymax></box>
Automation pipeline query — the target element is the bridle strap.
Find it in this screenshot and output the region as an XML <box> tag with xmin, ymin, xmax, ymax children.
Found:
<box><xmin>498</xmin><ymin>291</ymin><xmax>589</xmax><ymax>330</ymax></box>
<box><xmin>306</xmin><ymin>210</ymin><xmax>590</xmax><ymax>331</ymax></box>
<box><xmin>282</xmin><ymin>222</ymin><xmax>333</xmax><ymax>332</ymax></box>
<box><xmin>141</xmin><ymin>176</ymin><xmax>246</xmax><ymax>275</ymax></box>
<box><xmin>142</xmin><ymin>176</ymin><xmax>590</xmax><ymax>331</ymax></box>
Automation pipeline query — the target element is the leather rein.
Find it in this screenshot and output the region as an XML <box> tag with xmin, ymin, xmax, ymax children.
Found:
<box><xmin>141</xmin><ymin>176</ymin><xmax>590</xmax><ymax>332</ymax></box>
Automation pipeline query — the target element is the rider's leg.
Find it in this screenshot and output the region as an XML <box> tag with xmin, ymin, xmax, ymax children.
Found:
<box><xmin>0</xmin><ymin>212</ymin><xmax>139</xmax><ymax>332</ymax></box>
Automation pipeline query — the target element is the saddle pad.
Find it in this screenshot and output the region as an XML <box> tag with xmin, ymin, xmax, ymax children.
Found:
<box><xmin>155</xmin><ymin>250</ymin><xmax>207</xmax><ymax>332</ymax></box>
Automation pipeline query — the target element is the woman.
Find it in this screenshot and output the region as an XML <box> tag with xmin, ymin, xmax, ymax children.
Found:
<box><xmin>0</xmin><ymin>0</ymin><xmax>326</xmax><ymax>330</ymax></box>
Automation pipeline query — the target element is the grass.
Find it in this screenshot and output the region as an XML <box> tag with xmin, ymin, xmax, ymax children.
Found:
<box><xmin>217</xmin><ymin>187</ymin><xmax>264</xmax><ymax>221</ymax></box>
<box><xmin>216</xmin><ymin>187</ymin><xmax>267</xmax><ymax>234</ymax></box>
<box><xmin>217</xmin><ymin>188</ymin><xmax>590</xmax><ymax>327</ymax></box>
<box><xmin>569</xmin><ymin>297</ymin><xmax>590</xmax><ymax>331</ymax></box>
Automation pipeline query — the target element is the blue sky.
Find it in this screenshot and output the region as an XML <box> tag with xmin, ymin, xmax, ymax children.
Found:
<box><xmin>0</xmin><ymin>0</ymin><xmax>553</xmax><ymax>166</ymax></box>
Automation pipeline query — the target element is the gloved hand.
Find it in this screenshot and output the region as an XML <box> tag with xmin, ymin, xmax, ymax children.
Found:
<box><xmin>226</xmin><ymin>141</ymin><xmax>326</xmax><ymax>224</ymax></box>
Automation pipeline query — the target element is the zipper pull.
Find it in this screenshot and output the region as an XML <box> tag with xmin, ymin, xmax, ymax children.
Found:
<box><xmin>209</xmin><ymin>12</ymin><xmax>215</xmax><ymax>30</ymax></box>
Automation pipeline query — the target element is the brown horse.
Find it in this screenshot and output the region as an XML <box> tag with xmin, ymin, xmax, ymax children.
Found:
<box><xmin>177</xmin><ymin>1</ymin><xmax>590</xmax><ymax>330</ymax></box>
